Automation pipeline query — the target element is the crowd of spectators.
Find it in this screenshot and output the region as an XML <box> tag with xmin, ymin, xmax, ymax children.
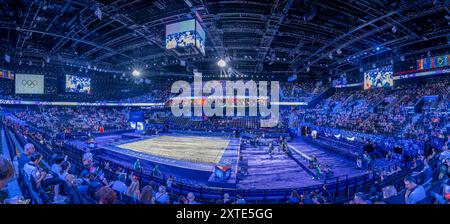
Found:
<box><xmin>13</xmin><ymin>106</ymin><xmax>129</xmax><ymax>136</ymax></box>
<box><xmin>305</xmin><ymin>77</ymin><xmax>449</xmax><ymax>140</ymax></box>
<box><xmin>0</xmin><ymin>131</ymin><xmax>250</xmax><ymax>204</ymax></box>
<box><xmin>280</xmin><ymin>81</ymin><xmax>327</xmax><ymax>101</ymax></box>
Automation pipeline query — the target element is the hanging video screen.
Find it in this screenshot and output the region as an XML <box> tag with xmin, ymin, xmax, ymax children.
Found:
<box><xmin>364</xmin><ymin>65</ymin><xmax>394</xmax><ymax>90</ymax></box>
<box><xmin>65</xmin><ymin>75</ymin><xmax>92</xmax><ymax>94</ymax></box>
<box><xmin>165</xmin><ymin>19</ymin><xmax>205</xmax><ymax>56</ymax></box>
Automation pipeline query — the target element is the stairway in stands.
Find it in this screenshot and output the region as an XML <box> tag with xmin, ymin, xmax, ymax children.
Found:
<box><xmin>236</xmin><ymin>145</ymin><xmax>321</xmax><ymax>189</ymax></box>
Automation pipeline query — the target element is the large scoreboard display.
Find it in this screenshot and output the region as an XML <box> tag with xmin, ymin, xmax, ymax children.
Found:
<box><xmin>165</xmin><ymin>19</ymin><xmax>205</xmax><ymax>56</ymax></box>
<box><xmin>364</xmin><ymin>65</ymin><xmax>394</xmax><ymax>90</ymax></box>
<box><xmin>65</xmin><ymin>75</ymin><xmax>92</xmax><ymax>94</ymax></box>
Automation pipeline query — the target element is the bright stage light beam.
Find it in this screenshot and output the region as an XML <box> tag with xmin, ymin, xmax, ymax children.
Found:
<box><xmin>132</xmin><ymin>69</ymin><xmax>141</xmax><ymax>77</ymax></box>
<box><xmin>217</xmin><ymin>59</ymin><xmax>227</xmax><ymax>68</ymax></box>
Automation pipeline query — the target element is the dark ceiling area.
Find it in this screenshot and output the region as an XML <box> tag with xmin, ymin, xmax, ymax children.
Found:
<box><xmin>0</xmin><ymin>0</ymin><xmax>449</xmax><ymax>79</ymax></box>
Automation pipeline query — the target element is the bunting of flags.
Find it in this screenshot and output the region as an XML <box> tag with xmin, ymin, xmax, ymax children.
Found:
<box><xmin>0</xmin><ymin>69</ymin><xmax>15</xmax><ymax>80</ymax></box>
<box><xmin>417</xmin><ymin>54</ymin><xmax>450</xmax><ymax>70</ymax></box>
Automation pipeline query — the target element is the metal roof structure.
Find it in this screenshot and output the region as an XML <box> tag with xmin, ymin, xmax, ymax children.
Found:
<box><xmin>0</xmin><ymin>0</ymin><xmax>449</xmax><ymax>78</ymax></box>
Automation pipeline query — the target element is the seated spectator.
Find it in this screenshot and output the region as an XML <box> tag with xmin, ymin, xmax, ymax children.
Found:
<box><xmin>287</xmin><ymin>190</ymin><xmax>300</xmax><ymax>204</ymax></box>
<box><xmin>187</xmin><ymin>192</ymin><xmax>200</xmax><ymax>204</ymax></box>
<box><xmin>350</xmin><ymin>192</ymin><xmax>370</xmax><ymax>204</ymax></box>
<box><xmin>381</xmin><ymin>185</ymin><xmax>405</xmax><ymax>204</ymax></box>
<box><xmin>404</xmin><ymin>175</ymin><xmax>426</xmax><ymax>204</ymax></box>
<box><xmin>139</xmin><ymin>185</ymin><xmax>155</xmax><ymax>204</ymax></box>
<box><xmin>19</xmin><ymin>143</ymin><xmax>35</xmax><ymax>169</ymax></box>
<box><xmin>235</xmin><ymin>194</ymin><xmax>246</xmax><ymax>204</ymax></box>
<box><xmin>111</xmin><ymin>174</ymin><xmax>128</xmax><ymax>194</ymax></box>
<box><xmin>217</xmin><ymin>193</ymin><xmax>232</xmax><ymax>204</ymax></box>
<box><xmin>155</xmin><ymin>185</ymin><xmax>170</xmax><ymax>204</ymax></box>
<box><xmin>51</xmin><ymin>153</ymin><xmax>66</xmax><ymax>175</ymax></box>
<box><xmin>96</xmin><ymin>186</ymin><xmax>117</xmax><ymax>204</ymax></box>
<box><xmin>438</xmin><ymin>158</ymin><xmax>450</xmax><ymax>180</ymax></box>
<box><xmin>0</xmin><ymin>156</ymin><xmax>14</xmax><ymax>189</ymax></box>
<box><xmin>431</xmin><ymin>179</ymin><xmax>450</xmax><ymax>204</ymax></box>
<box><xmin>175</xmin><ymin>195</ymin><xmax>189</xmax><ymax>204</ymax></box>
<box><xmin>23</xmin><ymin>152</ymin><xmax>61</xmax><ymax>202</ymax></box>
<box><xmin>57</xmin><ymin>161</ymin><xmax>73</xmax><ymax>185</ymax></box>
<box><xmin>420</xmin><ymin>159</ymin><xmax>433</xmax><ymax>182</ymax></box>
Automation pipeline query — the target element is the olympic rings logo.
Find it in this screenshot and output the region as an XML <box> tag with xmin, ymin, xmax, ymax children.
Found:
<box><xmin>21</xmin><ymin>80</ymin><xmax>38</xmax><ymax>88</ymax></box>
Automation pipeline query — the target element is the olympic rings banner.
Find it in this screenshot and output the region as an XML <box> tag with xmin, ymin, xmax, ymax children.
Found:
<box><xmin>15</xmin><ymin>74</ymin><xmax>44</xmax><ymax>94</ymax></box>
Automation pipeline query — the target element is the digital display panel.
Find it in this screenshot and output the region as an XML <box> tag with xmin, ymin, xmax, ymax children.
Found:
<box><xmin>165</xmin><ymin>19</ymin><xmax>205</xmax><ymax>55</ymax></box>
<box><xmin>66</xmin><ymin>75</ymin><xmax>92</xmax><ymax>94</ymax></box>
<box><xmin>364</xmin><ymin>65</ymin><xmax>394</xmax><ymax>90</ymax></box>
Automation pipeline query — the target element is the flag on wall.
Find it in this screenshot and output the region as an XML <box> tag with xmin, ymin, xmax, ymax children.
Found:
<box><xmin>0</xmin><ymin>69</ymin><xmax>15</xmax><ymax>80</ymax></box>
<box><xmin>417</xmin><ymin>54</ymin><xmax>450</xmax><ymax>70</ymax></box>
<box><xmin>435</xmin><ymin>55</ymin><xmax>448</xmax><ymax>68</ymax></box>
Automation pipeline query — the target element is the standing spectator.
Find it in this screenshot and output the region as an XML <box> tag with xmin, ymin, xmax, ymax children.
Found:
<box><xmin>321</xmin><ymin>184</ymin><xmax>332</xmax><ymax>200</ymax></box>
<box><xmin>152</xmin><ymin>165</ymin><xmax>161</xmax><ymax>177</ymax></box>
<box><xmin>166</xmin><ymin>175</ymin><xmax>174</xmax><ymax>193</ymax></box>
<box><xmin>133</xmin><ymin>159</ymin><xmax>142</xmax><ymax>172</ymax></box>
<box><xmin>363</xmin><ymin>151</ymin><xmax>372</xmax><ymax>170</ymax></box>
<box><xmin>82</xmin><ymin>148</ymin><xmax>93</xmax><ymax>168</ymax></box>
<box><xmin>126</xmin><ymin>174</ymin><xmax>140</xmax><ymax>199</ymax></box>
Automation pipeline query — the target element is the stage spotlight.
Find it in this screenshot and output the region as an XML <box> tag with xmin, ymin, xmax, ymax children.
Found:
<box><xmin>217</xmin><ymin>59</ymin><xmax>227</xmax><ymax>68</ymax></box>
<box><xmin>132</xmin><ymin>69</ymin><xmax>141</xmax><ymax>77</ymax></box>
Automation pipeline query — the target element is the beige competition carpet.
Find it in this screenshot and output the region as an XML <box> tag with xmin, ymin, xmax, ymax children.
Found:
<box><xmin>117</xmin><ymin>135</ymin><xmax>230</xmax><ymax>164</ymax></box>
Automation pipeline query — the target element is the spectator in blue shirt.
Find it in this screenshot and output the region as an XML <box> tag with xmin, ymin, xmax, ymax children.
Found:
<box><xmin>287</xmin><ymin>190</ymin><xmax>300</xmax><ymax>204</ymax></box>
<box><xmin>420</xmin><ymin>159</ymin><xmax>433</xmax><ymax>182</ymax></box>
<box><xmin>19</xmin><ymin>143</ymin><xmax>35</xmax><ymax>169</ymax></box>
<box><xmin>404</xmin><ymin>175</ymin><xmax>426</xmax><ymax>204</ymax></box>
<box><xmin>155</xmin><ymin>185</ymin><xmax>170</xmax><ymax>204</ymax></box>
<box><xmin>187</xmin><ymin>192</ymin><xmax>200</xmax><ymax>204</ymax></box>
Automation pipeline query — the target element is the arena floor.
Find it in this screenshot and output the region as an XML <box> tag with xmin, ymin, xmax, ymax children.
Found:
<box><xmin>117</xmin><ymin>135</ymin><xmax>230</xmax><ymax>164</ymax></box>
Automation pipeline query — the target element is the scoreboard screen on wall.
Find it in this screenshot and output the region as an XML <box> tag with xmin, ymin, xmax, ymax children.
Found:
<box><xmin>364</xmin><ymin>65</ymin><xmax>394</xmax><ymax>90</ymax></box>
<box><xmin>65</xmin><ymin>75</ymin><xmax>92</xmax><ymax>94</ymax></box>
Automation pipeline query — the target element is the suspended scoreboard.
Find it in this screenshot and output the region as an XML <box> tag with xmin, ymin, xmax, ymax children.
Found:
<box><xmin>165</xmin><ymin>19</ymin><xmax>206</xmax><ymax>56</ymax></box>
